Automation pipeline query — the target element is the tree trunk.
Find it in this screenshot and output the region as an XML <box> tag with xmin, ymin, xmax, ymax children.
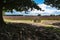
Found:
<box><xmin>0</xmin><ymin>9</ymin><xmax>6</xmax><ymax>27</ymax></box>
<box><xmin>0</xmin><ymin>0</ymin><xmax>6</xmax><ymax>27</ymax></box>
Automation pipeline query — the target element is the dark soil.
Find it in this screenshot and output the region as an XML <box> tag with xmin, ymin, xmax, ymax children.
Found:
<box><xmin>0</xmin><ymin>23</ymin><xmax>60</xmax><ymax>40</ymax></box>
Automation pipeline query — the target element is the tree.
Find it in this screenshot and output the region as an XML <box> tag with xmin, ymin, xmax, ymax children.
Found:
<box><xmin>57</xmin><ymin>15</ymin><xmax>60</xmax><ymax>16</ymax></box>
<box><xmin>0</xmin><ymin>0</ymin><xmax>41</xmax><ymax>27</ymax></box>
<box><xmin>50</xmin><ymin>14</ymin><xmax>55</xmax><ymax>16</ymax></box>
<box><xmin>44</xmin><ymin>0</ymin><xmax>60</xmax><ymax>9</ymax></box>
<box><xmin>37</xmin><ymin>14</ymin><xmax>41</xmax><ymax>16</ymax></box>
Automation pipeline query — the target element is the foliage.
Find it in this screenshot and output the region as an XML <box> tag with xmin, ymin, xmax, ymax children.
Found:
<box><xmin>0</xmin><ymin>23</ymin><xmax>60</xmax><ymax>40</ymax></box>
<box><xmin>50</xmin><ymin>14</ymin><xmax>55</xmax><ymax>16</ymax></box>
<box><xmin>2</xmin><ymin>0</ymin><xmax>41</xmax><ymax>12</ymax></box>
<box><xmin>44</xmin><ymin>0</ymin><xmax>60</xmax><ymax>9</ymax></box>
<box><xmin>37</xmin><ymin>14</ymin><xmax>41</xmax><ymax>16</ymax></box>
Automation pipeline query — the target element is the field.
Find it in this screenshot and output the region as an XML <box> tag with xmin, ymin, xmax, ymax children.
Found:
<box><xmin>3</xmin><ymin>16</ymin><xmax>60</xmax><ymax>20</ymax></box>
<box><xmin>3</xmin><ymin>16</ymin><xmax>60</xmax><ymax>27</ymax></box>
<box><xmin>1</xmin><ymin>16</ymin><xmax>60</xmax><ymax>40</ymax></box>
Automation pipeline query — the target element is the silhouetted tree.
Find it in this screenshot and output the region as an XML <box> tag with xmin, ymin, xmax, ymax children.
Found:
<box><xmin>0</xmin><ymin>0</ymin><xmax>41</xmax><ymax>27</ymax></box>
<box><xmin>57</xmin><ymin>15</ymin><xmax>60</xmax><ymax>16</ymax></box>
<box><xmin>44</xmin><ymin>0</ymin><xmax>60</xmax><ymax>9</ymax></box>
<box><xmin>50</xmin><ymin>14</ymin><xmax>55</xmax><ymax>16</ymax></box>
<box><xmin>37</xmin><ymin>14</ymin><xmax>41</xmax><ymax>16</ymax></box>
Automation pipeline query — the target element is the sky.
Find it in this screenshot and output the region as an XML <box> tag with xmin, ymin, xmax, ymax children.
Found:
<box><xmin>5</xmin><ymin>0</ymin><xmax>60</xmax><ymax>16</ymax></box>
<box><xmin>34</xmin><ymin>0</ymin><xmax>44</xmax><ymax>4</ymax></box>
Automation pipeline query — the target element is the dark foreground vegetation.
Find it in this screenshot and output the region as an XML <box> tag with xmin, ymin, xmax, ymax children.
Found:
<box><xmin>52</xmin><ymin>22</ymin><xmax>60</xmax><ymax>26</ymax></box>
<box><xmin>0</xmin><ymin>23</ymin><xmax>60</xmax><ymax>40</ymax></box>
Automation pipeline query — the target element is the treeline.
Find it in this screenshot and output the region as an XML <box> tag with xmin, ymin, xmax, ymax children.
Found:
<box><xmin>4</xmin><ymin>15</ymin><xmax>23</xmax><ymax>16</ymax></box>
<box><xmin>3</xmin><ymin>14</ymin><xmax>60</xmax><ymax>16</ymax></box>
<box><xmin>37</xmin><ymin>14</ymin><xmax>60</xmax><ymax>16</ymax></box>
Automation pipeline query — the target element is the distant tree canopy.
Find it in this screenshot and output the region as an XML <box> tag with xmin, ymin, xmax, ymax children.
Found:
<box><xmin>44</xmin><ymin>0</ymin><xmax>60</xmax><ymax>9</ymax></box>
<box><xmin>2</xmin><ymin>0</ymin><xmax>60</xmax><ymax>12</ymax></box>
<box><xmin>50</xmin><ymin>14</ymin><xmax>55</xmax><ymax>16</ymax></box>
<box><xmin>3</xmin><ymin>0</ymin><xmax>41</xmax><ymax>12</ymax></box>
<box><xmin>37</xmin><ymin>14</ymin><xmax>41</xmax><ymax>16</ymax></box>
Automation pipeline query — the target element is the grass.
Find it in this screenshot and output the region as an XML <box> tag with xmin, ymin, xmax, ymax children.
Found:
<box><xmin>4</xmin><ymin>19</ymin><xmax>60</xmax><ymax>27</ymax></box>
<box><xmin>1</xmin><ymin>18</ymin><xmax>60</xmax><ymax>40</ymax></box>
<box><xmin>1</xmin><ymin>23</ymin><xmax>60</xmax><ymax>40</ymax></box>
<box><xmin>4</xmin><ymin>19</ymin><xmax>33</xmax><ymax>23</ymax></box>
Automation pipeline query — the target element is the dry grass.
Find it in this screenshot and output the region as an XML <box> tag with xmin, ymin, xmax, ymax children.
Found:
<box><xmin>4</xmin><ymin>19</ymin><xmax>60</xmax><ymax>28</ymax></box>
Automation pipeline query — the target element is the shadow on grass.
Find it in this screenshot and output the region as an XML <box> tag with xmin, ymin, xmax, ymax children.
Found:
<box><xmin>0</xmin><ymin>23</ymin><xmax>60</xmax><ymax>40</ymax></box>
<box><xmin>52</xmin><ymin>22</ymin><xmax>60</xmax><ymax>26</ymax></box>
